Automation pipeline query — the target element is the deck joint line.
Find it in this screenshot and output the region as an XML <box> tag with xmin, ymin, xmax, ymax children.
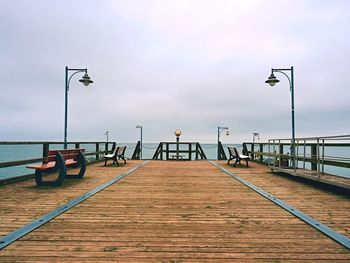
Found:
<box><xmin>210</xmin><ymin>161</ymin><xmax>350</xmax><ymax>250</ymax></box>
<box><xmin>0</xmin><ymin>161</ymin><xmax>149</xmax><ymax>250</ymax></box>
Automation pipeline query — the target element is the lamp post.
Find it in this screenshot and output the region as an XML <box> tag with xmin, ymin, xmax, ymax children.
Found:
<box><xmin>64</xmin><ymin>66</ymin><xmax>93</xmax><ymax>149</ymax></box>
<box><xmin>265</xmin><ymin>66</ymin><xmax>295</xmax><ymax>166</ymax></box>
<box><xmin>104</xmin><ymin>131</ymin><xmax>109</xmax><ymax>143</ymax></box>
<box><xmin>175</xmin><ymin>129</ymin><xmax>182</xmax><ymax>160</ymax></box>
<box><xmin>217</xmin><ymin>126</ymin><xmax>229</xmax><ymax>160</ymax></box>
<box><xmin>136</xmin><ymin>125</ymin><xmax>143</xmax><ymax>159</ymax></box>
<box><xmin>253</xmin><ymin>132</ymin><xmax>260</xmax><ymax>144</ymax></box>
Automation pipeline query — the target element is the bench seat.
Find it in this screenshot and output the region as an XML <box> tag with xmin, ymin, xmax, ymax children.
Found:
<box><xmin>27</xmin><ymin>160</ymin><xmax>78</xmax><ymax>171</ymax></box>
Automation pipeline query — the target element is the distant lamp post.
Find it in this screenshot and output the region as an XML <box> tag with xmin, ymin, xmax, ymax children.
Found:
<box><xmin>265</xmin><ymin>66</ymin><xmax>295</xmax><ymax>166</ymax></box>
<box><xmin>175</xmin><ymin>129</ymin><xmax>182</xmax><ymax>160</ymax></box>
<box><xmin>175</xmin><ymin>129</ymin><xmax>182</xmax><ymax>142</ymax></box>
<box><xmin>104</xmin><ymin>131</ymin><xmax>109</xmax><ymax>143</ymax></box>
<box><xmin>64</xmin><ymin>66</ymin><xmax>93</xmax><ymax>149</ymax></box>
<box><xmin>253</xmin><ymin>132</ymin><xmax>260</xmax><ymax>144</ymax></box>
<box><xmin>217</xmin><ymin>126</ymin><xmax>229</xmax><ymax>160</ymax></box>
<box><xmin>136</xmin><ymin>125</ymin><xmax>143</xmax><ymax>159</ymax></box>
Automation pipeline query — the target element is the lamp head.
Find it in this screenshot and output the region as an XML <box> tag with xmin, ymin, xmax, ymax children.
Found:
<box><xmin>225</xmin><ymin>130</ymin><xmax>230</xmax><ymax>136</ymax></box>
<box><xmin>175</xmin><ymin>129</ymin><xmax>182</xmax><ymax>137</ymax></box>
<box><xmin>253</xmin><ymin>132</ymin><xmax>260</xmax><ymax>140</ymax></box>
<box><xmin>79</xmin><ymin>73</ymin><xmax>93</xmax><ymax>86</ymax></box>
<box><xmin>265</xmin><ymin>73</ymin><xmax>279</xmax><ymax>87</ymax></box>
<box><xmin>136</xmin><ymin>125</ymin><xmax>142</xmax><ymax>128</ymax></box>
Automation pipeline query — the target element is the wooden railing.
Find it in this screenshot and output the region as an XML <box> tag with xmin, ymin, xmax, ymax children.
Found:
<box><xmin>131</xmin><ymin>141</ymin><xmax>141</xmax><ymax>160</ymax></box>
<box><xmin>217</xmin><ymin>141</ymin><xmax>227</xmax><ymax>160</ymax></box>
<box><xmin>152</xmin><ymin>142</ymin><xmax>207</xmax><ymax>160</ymax></box>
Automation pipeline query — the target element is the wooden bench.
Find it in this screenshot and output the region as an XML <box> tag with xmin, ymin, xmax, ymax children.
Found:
<box><xmin>227</xmin><ymin>147</ymin><xmax>250</xmax><ymax>167</ymax></box>
<box><xmin>103</xmin><ymin>146</ymin><xmax>127</xmax><ymax>166</ymax></box>
<box><xmin>27</xmin><ymin>149</ymin><xmax>86</xmax><ymax>186</ymax></box>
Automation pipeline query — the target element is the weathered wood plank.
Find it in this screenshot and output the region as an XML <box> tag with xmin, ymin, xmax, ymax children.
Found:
<box><xmin>0</xmin><ymin>160</ymin><xmax>349</xmax><ymax>261</ymax></box>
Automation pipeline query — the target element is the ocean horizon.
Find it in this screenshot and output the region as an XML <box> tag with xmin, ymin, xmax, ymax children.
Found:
<box><xmin>1</xmin><ymin>143</ymin><xmax>349</xmax><ymax>180</ymax></box>
<box><xmin>0</xmin><ymin>143</ymin><xmax>241</xmax><ymax>180</ymax></box>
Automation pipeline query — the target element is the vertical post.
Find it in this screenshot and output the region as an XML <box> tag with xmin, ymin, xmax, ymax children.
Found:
<box><xmin>42</xmin><ymin>143</ymin><xmax>49</xmax><ymax>163</ymax></box>
<box><xmin>252</xmin><ymin>134</ymin><xmax>255</xmax><ymax>159</ymax></box>
<box><xmin>260</xmin><ymin>143</ymin><xmax>264</xmax><ymax>162</ymax></box>
<box><xmin>242</xmin><ymin>144</ymin><xmax>248</xmax><ymax>156</ymax></box>
<box><xmin>165</xmin><ymin>143</ymin><xmax>169</xmax><ymax>160</ymax></box>
<box><xmin>189</xmin><ymin>143</ymin><xmax>192</xmax><ymax>160</ymax></box>
<box><xmin>317</xmin><ymin>139</ymin><xmax>321</xmax><ymax>176</ymax></box>
<box><xmin>311</xmin><ymin>144</ymin><xmax>317</xmax><ymax>171</ymax></box>
<box><xmin>75</xmin><ymin>143</ymin><xmax>80</xmax><ymax>149</ymax></box>
<box><xmin>217</xmin><ymin>126</ymin><xmax>229</xmax><ymax>160</ymax></box>
<box><xmin>279</xmin><ymin>142</ymin><xmax>283</xmax><ymax>167</ymax></box>
<box><xmin>217</xmin><ymin>126</ymin><xmax>220</xmax><ymax>160</ymax></box>
<box><xmin>96</xmin><ymin>143</ymin><xmax>99</xmax><ymax>161</ymax></box>
<box><xmin>176</xmin><ymin>137</ymin><xmax>179</xmax><ymax>160</ymax></box>
<box><xmin>251</xmin><ymin>143</ymin><xmax>255</xmax><ymax>159</ymax></box>
<box><xmin>290</xmin><ymin>66</ymin><xmax>296</xmax><ymax>167</ymax></box>
<box><xmin>64</xmin><ymin>66</ymin><xmax>68</xmax><ymax>149</ymax></box>
<box><xmin>140</xmin><ymin>126</ymin><xmax>143</xmax><ymax>159</ymax></box>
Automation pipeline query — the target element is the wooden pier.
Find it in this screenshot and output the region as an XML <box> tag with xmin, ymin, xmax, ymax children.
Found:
<box><xmin>0</xmin><ymin>160</ymin><xmax>349</xmax><ymax>262</ymax></box>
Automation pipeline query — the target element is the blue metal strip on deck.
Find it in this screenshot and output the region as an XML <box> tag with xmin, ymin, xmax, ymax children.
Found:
<box><xmin>210</xmin><ymin>161</ymin><xmax>350</xmax><ymax>250</ymax></box>
<box><xmin>0</xmin><ymin>161</ymin><xmax>149</xmax><ymax>250</ymax></box>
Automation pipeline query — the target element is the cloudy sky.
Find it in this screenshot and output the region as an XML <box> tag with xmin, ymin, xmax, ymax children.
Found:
<box><xmin>1</xmin><ymin>0</ymin><xmax>349</xmax><ymax>143</ymax></box>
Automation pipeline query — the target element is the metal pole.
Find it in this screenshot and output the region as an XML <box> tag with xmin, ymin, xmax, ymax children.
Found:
<box><xmin>290</xmin><ymin>66</ymin><xmax>296</xmax><ymax>167</ymax></box>
<box><xmin>140</xmin><ymin>126</ymin><xmax>143</xmax><ymax>159</ymax></box>
<box><xmin>106</xmin><ymin>131</ymin><xmax>109</xmax><ymax>144</ymax></box>
<box><xmin>217</xmin><ymin>126</ymin><xmax>220</xmax><ymax>160</ymax></box>
<box><xmin>64</xmin><ymin>66</ymin><xmax>68</xmax><ymax>149</ymax></box>
<box><xmin>176</xmin><ymin>136</ymin><xmax>179</xmax><ymax>160</ymax></box>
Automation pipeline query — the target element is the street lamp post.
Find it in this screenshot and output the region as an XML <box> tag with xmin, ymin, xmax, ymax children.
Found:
<box><xmin>217</xmin><ymin>126</ymin><xmax>229</xmax><ymax>160</ymax></box>
<box><xmin>253</xmin><ymin>132</ymin><xmax>260</xmax><ymax>144</ymax></box>
<box><xmin>265</xmin><ymin>66</ymin><xmax>295</xmax><ymax>166</ymax></box>
<box><xmin>175</xmin><ymin>129</ymin><xmax>182</xmax><ymax>160</ymax></box>
<box><xmin>104</xmin><ymin>131</ymin><xmax>109</xmax><ymax>144</ymax></box>
<box><xmin>136</xmin><ymin>125</ymin><xmax>143</xmax><ymax>159</ymax></box>
<box><xmin>64</xmin><ymin>66</ymin><xmax>93</xmax><ymax>149</ymax></box>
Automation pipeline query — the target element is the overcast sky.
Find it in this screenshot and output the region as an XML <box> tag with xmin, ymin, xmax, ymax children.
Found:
<box><xmin>1</xmin><ymin>0</ymin><xmax>349</xmax><ymax>143</ymax></box>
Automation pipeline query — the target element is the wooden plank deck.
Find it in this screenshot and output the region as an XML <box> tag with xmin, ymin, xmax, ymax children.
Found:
<box><xmin>0</xmin><ymin>160</ymin><xmax>349</xmax><ymax>262</ymax></box>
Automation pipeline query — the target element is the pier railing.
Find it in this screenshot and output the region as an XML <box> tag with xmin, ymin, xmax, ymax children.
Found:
<box><xmin>243</xmin><ymin>135</ymin><xmax>350</xmax><ymax>179</ymax></box>
<box><xmin>152</xmin><ymin>142</ymin><xmax>207</xmax><ymax>160</ymax></box>
<box><xmin>0</xmin><ymin>141</ymin><xmax>115</xmax><ymax>182</ymax></box>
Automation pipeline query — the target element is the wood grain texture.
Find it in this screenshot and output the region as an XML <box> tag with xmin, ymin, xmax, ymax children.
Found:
<box><xmin>0</xmin><ymin>160</ymin><xmax>349</xmax><ymax>262</ymax></box>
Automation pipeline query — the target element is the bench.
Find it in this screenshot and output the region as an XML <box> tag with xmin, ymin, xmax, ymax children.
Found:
<box><xmin>27</xmin><ymin>149</ymin><xmax>86</xmax><ymax>186</ymax></box>
<box><xmin>103</xmin><ymin>146</ymin><xmax>127</xmax><ymax>166</ymax></box>
<box><xmin>227</xmin><ymin>147</ymin><xmax>250</xmax><ymax>167</ymax></box>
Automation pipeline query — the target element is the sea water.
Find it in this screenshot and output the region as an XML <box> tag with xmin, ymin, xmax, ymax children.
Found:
<box><xmin>0</xmin><ymin>143</ymin><xmax>234</xmax><ymax>180</ymax></box>
<box><xmin>0</xmin><ymin>143</ymin><xmax>349</xmax><ymax>180</ymax></box>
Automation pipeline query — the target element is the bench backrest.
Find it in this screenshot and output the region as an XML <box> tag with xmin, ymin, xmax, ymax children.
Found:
<box><xmin>227</xmin><ymin>147</ymin><xmax>237</xmax><ymax>157</ymax></box>
<box><xmin>47</xmin><ymin>149</ymin><xmax>85</xmax><ymax>162</ymax></box>
<box><xmin>117</xmin><ymin>146</ymin><xmax>126</xmax><ymax>156</ymax></box>
<box><xmin>233</xmin><ymin>147</ymin><xmax>240</xmax><ymax>157</ymax></box>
